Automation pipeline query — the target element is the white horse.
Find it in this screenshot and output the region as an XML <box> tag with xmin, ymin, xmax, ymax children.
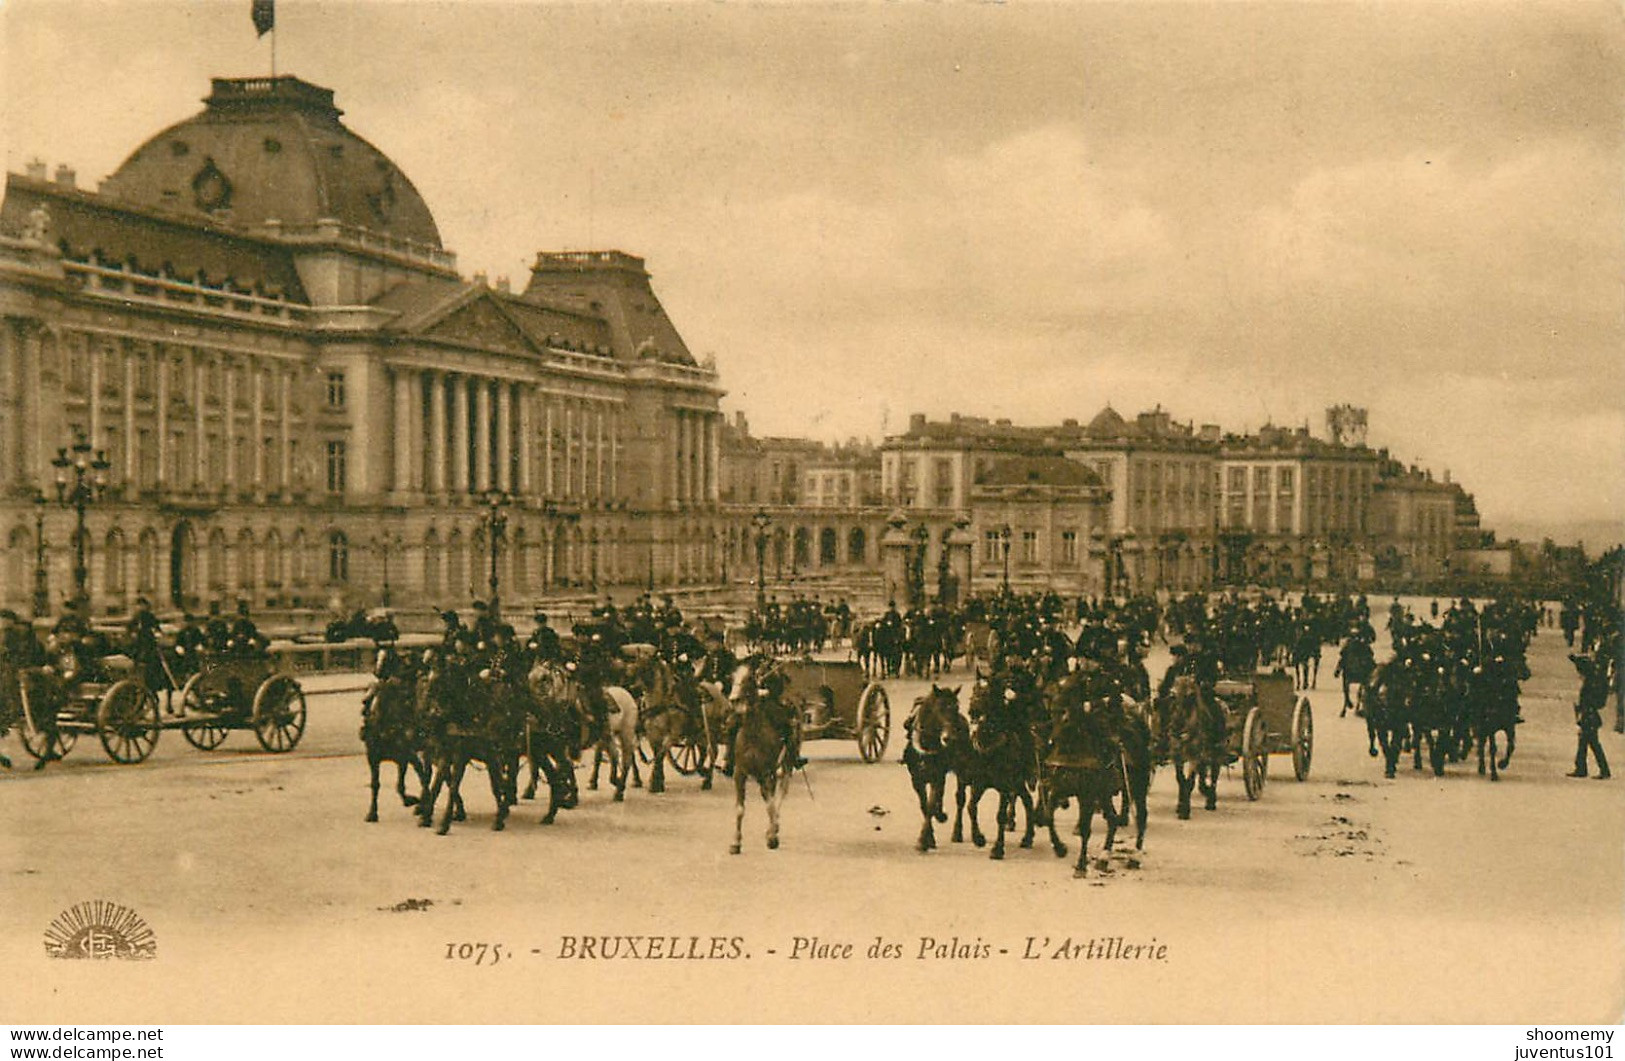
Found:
<box><xmin>587</xmin><ymin>683</ymin><xmax>642</xmax><ymax>802</ymax></box>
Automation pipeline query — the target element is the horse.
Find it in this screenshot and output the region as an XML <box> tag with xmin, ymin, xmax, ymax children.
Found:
<box><xmin>520</xmin><ymin>661</ymin><xmax>593</xmax><ymax>824</ymax></box>
<box><xmin>1361</xmin><ymin>666</ymin><xmax>1410</xmax><ymax>778</ymax></box>
<box><xmin>903</xmin><ymin>613</ymin><xmax>941</xmax><ymax>679</ymax></box>
<box><xmin>725</xmin><ymin>658</ymin><xmax>799</xmax><ymax>855</ymax></box>
<box><xmin>961</xmin><ymin>622</ymin><xmax>994</xmax><ymax>676</ymax></box>
<box><xmin>414</xmin><ymin>659</ymin><xmax>525</xmax><ymax>835</ymax></box>
<box><xmin>902</xmin><ymin>684</ymin><xmax>970</xmax><ymax>852</ymax></box>
<box><xmin>1161</xmin><ymin>675</ymin><xmax>1227</xmax><ymax>819</ymax></box>
<box><xmin>1040</xmin><ymin>691</ymin><xmax>1134</xmax><ymax>878</ymax></box>
<box><xmin>1336</xmin><ymin>638</ymin><xmax>1376</xmax><ymax>718</ymax></box>
<box><xmin>954</xmin><ymin>674</ymin><xmax>1038</xmax><ymax>859</ymax></box>
<box><xmin>581</xmin><ymin>671</ymin><xmax>642</xmax><ymax>803</ymax></box>
<box><xmin>1469</xmin><ymin>657</ymin><xmax>1523</xmax><ymax>782</ymax></box>
<box><xmin>361</xmin><ymin>648</ymin><xmax>429</xmax><ymax>822</ymax></box>
<box><xmin>638</xmin><ymin>655</ymin><xmax>726</xmax><ymax>793</ymax></box>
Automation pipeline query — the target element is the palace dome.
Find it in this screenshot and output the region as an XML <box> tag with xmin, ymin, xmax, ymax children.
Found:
<box><xmin>102</xmin><ymin>76</ymin><xmax>442</xmax><ymax>249</ymax></box>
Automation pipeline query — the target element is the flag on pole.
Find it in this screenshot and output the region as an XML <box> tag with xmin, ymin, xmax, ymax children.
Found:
<box><xmin>252</xmin><ymin>0</ymin><xmax>275</xmax><ymax>38</ymax></box>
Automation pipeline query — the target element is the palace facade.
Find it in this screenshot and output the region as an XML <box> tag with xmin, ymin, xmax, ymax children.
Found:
<box><xmin>0</xmin><ymin>76</ymin><xmax>726</xmax><ymax>618</ymax></box>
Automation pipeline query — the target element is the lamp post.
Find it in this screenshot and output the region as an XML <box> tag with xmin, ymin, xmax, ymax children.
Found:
<box><xmin>31</xmin><ymin>489</ymin><xmax>48</xmax><ymax>619</ymax></box>
<box><xmin>481</xmin><ymin>489</ymin><xmax>509</xmax><ymax>619</ymax></box>
<box><xmin>751</xmin><ymin>507</ymin><xmax>771</xmax><ymax>611</ymax></box>
<box><xmin>999</xmin><ymin>522</ymin><xmax>1012</xmax><ymax>592</ymax></box>
<box><xmin>50</xmin><ymin>431</ymin><xmax>110</xmax><ymax>610</ymax></box>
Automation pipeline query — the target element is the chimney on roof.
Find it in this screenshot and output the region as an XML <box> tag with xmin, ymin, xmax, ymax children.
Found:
<box><xmin>53</xmin><ymin>164</ymin><xmax>76</xmax><ymax>189</ymax></box>
<box><xmin>1061</xmin><ymin>418</ymin><xmax>1078</xmax><ymax>428</ymax></box>
<box><xmin>25</xmin><ymin>158</ymin><xmax>47</xmax><ymax>181</ymax></box>
<box><xmin>908</xmin><ymin>413</ymin><xmax>926</xmax><ymax>433</ymax></box>
<box><xmin>472</xmin><ymin>271</ymin><xmax>488</xmax><ymax>287</ymax></box>
<box><xmin>495</xmin><ymin>276</ymin><xmax>510</xmax><ymax>293</ymax></box>
<box><xmin>1199</xmin><ymin>424</ymin><xmax>1220</xmax><ymax>443</ymax></box>
<box><xmin>995</xmin><ymin>418</ymin><xmax>1012</xmax><ymax>427</ymax></box>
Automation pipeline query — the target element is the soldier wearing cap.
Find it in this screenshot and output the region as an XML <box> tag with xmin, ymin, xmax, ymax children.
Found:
<box><xmin>228</xmin><ymin>599</ymin><xmax>269</xmax><ymax>656</ymax></box>
<box><xmin>1568</xmin><ymin>649</ymin><xmax>1612</xmax><ymax>779</ymax></box>
<box><xmin>125</xmin><ymin>596</ymin><xmax>167</xmax><ymax>692</ymax></box>
<box><xmin>526</xmin><ymin>608</ymin><xmax>561</xmax><ymax>665</ymax></box>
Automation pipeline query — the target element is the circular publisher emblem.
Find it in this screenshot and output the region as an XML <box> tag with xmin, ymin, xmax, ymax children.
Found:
<box><xmin>43</xmin><ymin>901</ymin><xmax>156</xmax><ymax>960</ymax></box>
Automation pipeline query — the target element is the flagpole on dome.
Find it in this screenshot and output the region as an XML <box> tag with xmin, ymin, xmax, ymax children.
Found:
<box><xmin>252</xmin><ymin>0</ymin><xmax>277</xmax><ymax>77</ymax></box>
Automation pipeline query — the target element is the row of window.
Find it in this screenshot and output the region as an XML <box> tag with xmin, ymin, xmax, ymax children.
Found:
<box><xmin>60</xmin><ymin>338</ymin><xmax>346</xmax><ymax>413</ymax></box>
<box><xmin>981</xmin><ymin>529</ymin><xmax>1081</xmax><ymax>566</ymax></box>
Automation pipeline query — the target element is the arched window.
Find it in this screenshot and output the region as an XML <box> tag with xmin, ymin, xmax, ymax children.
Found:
<box><xmin>328</xmin><ymin>531</ymin><xmax>349</xmax><ymax>583</ymax></box>
<box><xmin>7</xmin><ymin>526</ymin><xmax>31</xmax><ymax>609</ymax></box>
<box><xmin>236</xmin><ymin>529</ymin><xmax>257</xmax><ymax>592</ymax></box>
<box><xmin>137</xmin><ymin>528</ymin><xmax>159</xmax><ymax>594</ymax></box>
<box><xmin>264</xmin><ymin>530</ymin><xmax>283</xmax><ymax>587</ymax></box>
<box><xmin>290</xmin><ymin>530</ymin><xmax>308</xmax><ymax>587</ymax></box>
<box><xmin>847</xmin><ymin>526</ymin><xmax>867</xmax><ymax>565</ymax></box>
<box><xmin>819</xmin><ymin>526</ymin><xmax>838</xmax><ymax>566</ymax></box>
<box><xmin>104</xmin><ymin>529</ymin><xmax>126</xmax><ymax>595</ymax></box>
<box><xmin>207</xmin><ymin>529</ymin><xmax>227</xmax><ymax>590</ymax></box>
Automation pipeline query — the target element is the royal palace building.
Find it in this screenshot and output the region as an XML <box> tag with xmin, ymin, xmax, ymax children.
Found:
<box><xmin>0</xmin><ymin>75</ymin><xmax>726</xmax><ymax>619</ymax></box>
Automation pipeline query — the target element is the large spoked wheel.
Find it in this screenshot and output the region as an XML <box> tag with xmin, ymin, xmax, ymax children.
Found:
<box><xmin>1242</xmin><ymin>706</ymin><xmax>1267</xmax><ymax>801</ymax></box>
<box><xmin>667</xmin><ymin>737</ymin><xmax>704</xmax><ymax>776</ymax></box>
<box><xmin>178</xmin><ymin>672</ymin><xmax>229</xmax><ymax>750</ymax></box>
<box><xmin>17</xmin><ymin>677</ymin><xmax>76</xmax><ymax>762</ymax></box>
<box><xmin>1291</xmin><ymin>697</ymin><xmax>1314</xmax><ymax>781</ymax></box>
<box><xmin>97</xmin><ymin>680</ymin><xmax>161</xmax><ymax>764</ymax></box>
<box><xmin>857</xmin><ymin>683</ymin><xmax>890</xmax><ymax>763</ymax></box>
<box><xmin>251</xmin><ymin>674</ymin><xmax>307</xmax><ymax>753</ymax></box>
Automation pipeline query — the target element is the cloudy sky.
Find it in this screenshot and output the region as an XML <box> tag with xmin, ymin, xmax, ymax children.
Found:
<box><xmin>2</xmin><ymin>1</ymin><xmax>1620</xmax><ymax>545</ymax></box>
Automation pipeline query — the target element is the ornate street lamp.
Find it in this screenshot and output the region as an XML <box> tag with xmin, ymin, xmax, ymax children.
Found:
<box><xmin>31</xmin><ymin>489</ymin><xmax>48</xmax><ymax>619</ymax></box>
<box><xmin>751</xmin><ymin>507</ymin><xmax>771</xmax><ymax>611</ymax></box>
<box><xmin>999</xmin><ymin>522</ymin><xmax>1012</xmax><ymax>592</ymax></box>
<box><xmin>51</xmin><ymin>431</ymin><xmax>109</xmax><ymax>610</ymax></box>
<box><xmin>480</xmin><ymin>489</ymin><xmax>510</xmax><ymax>619</ymax></box>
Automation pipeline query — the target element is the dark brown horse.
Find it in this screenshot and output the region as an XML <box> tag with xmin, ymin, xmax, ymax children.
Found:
<box><xmin>1162</xmin><ymin>675</ymin><xmax>1226</xmax><ymax>820</ymax></box>
<box><xmin>902</xmin><ymin>684</ymin><xmax>970</xmax><ymax>853</ymax></box>
<box><xmin>414</xmin><ymin>659</ymin><xmax>524</xmax><ymax>835</ymax></box>
<box><xmin>1040</xmin><ymin>693</ymin><xmax>1131</xmax><ymax>877</ymax></box>
<box><xmin>953</xmin><ymin>674</ymin><xmax>1038</xmax><ymax>859</ymax></box>
<box><xmin>362</xmin><ymin>648</ymin><xmax>428</xmax><ymax>822</ymax></box>
<box><xmin>725</xmin><ymin>658</ymin><xmax>798</xmax><ymax>855</ymax></box>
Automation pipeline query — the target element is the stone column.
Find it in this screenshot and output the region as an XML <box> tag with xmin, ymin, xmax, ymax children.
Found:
<box><xmin>517</xmin><ymin>386</ymin><xmax>533</xmax><ymax>497</ymax></box>
<box><xmin>880</xmin><ymin>512</ymin><xmax>914</xmax><ymax>608</ymax></box>
<box><xmin>429</xmin><ymin>372</ymin><xmax>447</xmax><ymax>496</ymax></box>
<box><xmin>594</xmin><ymin>404</ymin><xmax>605</xmax><ymax>499</ymax></box>
<box><xmin>473</xmin><ymin>378</ymin><xmax>492</xmax><ymax>494</ymax></box>
<box><xmin>393</xmin><ymin>368</ymin><xmax>414</xmax><ymax>495</ymax></box>
<box><xmin>0</xmin><ymin>322</ymin><xmax>14</xmax><ymax>489</ymax></box>
<box><xmin>87</xmin><ymin>337</ymin><xmax>103</xmax><ymax>463</ymax></box>
<box><xmin>608</xmin><ymin>406</ymin><xmax>619</xmax><ymax>501</ymax></box>
<box><xmin>156</xmin><ymin>346</ymin><xmax>171</xmax><ymax>489</ymax></box>
<box><xmin>707</xmin><ymin>414</ymin><xmax>720</xmax><ymax>503</ymax></box>
<box><xmin>544</xmin><ymin>398</ymin><xmax>555</xmax><ymax>497</ymax></box>
<box><xmin>123</xmin><ymin>344</ymin><xmax>137</xmax><ymax>485</ymax></box>
<box><xmin>451</xmin><ymin>375</ymin><xmax>470</xmax><ymax>495</ymax></box>
<box><xmin>563</xmin><ymin>401</ymin><xmax>574</xmax><ymax>498</ymax></box>
<box><xmin>496</xmin><ymin>381</ymin><xmax>512</xmax><ymax>494</ymax></box>
<box><xmin>278</xmin><ymin>365</ymin><xmax>292</xmax><ymax>492</ymax></box>
<box><xmin>251</xmin><ymin>359</ymin><xmax>265</xmax><ymax>491</ymax></box>
<box><xmin>192</xmin><ymin>350</ymin><xmax>206</xmax><ymax>488</ymax></box>
<box><xmin>223</xmin><ymin>358</ymin><xmax>236</xmax><ymax>493</ymax></box>
<box><xmin>672</xmin><ymin>410</ymin><xmax>686</xmax><ymax>507</ymax></box>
